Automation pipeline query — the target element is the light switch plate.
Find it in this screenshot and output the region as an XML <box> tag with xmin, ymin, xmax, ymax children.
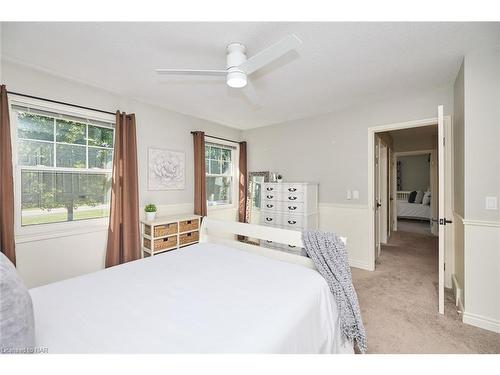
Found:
<box><xmin>485</xmin><ymin>196</ymin><xmax>498</xmax><ymax>210</ymax></box>
<box><xmin>346</xmin><ymin>190</ymin><xmax>352</xmax><ymax>200</ymax></box>
<box><xmin>353</xmin><ymin>190</ymin><xmax>360</xmax><ymax>200</ymax></box>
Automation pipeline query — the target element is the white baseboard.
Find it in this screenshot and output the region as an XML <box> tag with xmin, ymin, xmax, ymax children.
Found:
<box><xmin>462</xmin><ymin>312</ymin><xmax>500</xmax><ymax>333</ymax></box>
<box><xmin>349</xmin><ymin>259</ymin><xmax>372</xmax><ymax>271</ymax></box>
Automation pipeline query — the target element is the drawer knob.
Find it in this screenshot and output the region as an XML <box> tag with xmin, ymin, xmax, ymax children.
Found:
<box><xmin>288</xmin><ymin>188</ymin><xmax>297</xmax><ymax>192</ymax></box>
<box><xmin>266</xmin><ymin>204</ymin><xmax>274</xmax><ymax>208</ymax></box>
<box><xmin>288</xmin><ymin>245</ymin><xmax>296</xmax><ymax>248</ymax></box>
<box><xmin>288</xmin><ymin>206</ymin><xmax>297</xmax><ymax>210</ymax></box>
<box><xmin>288</xmin><ymin>196</ymin><xmax>297</xmax><ymax>200</ymax></box>
<box><xmin>266</xmin><ymin>195</ymin><xmax>274</xmax><ymax>199</ymax></box>
<box><xmin>266</xmin><ymin>240</ymin><xmax>273</xmax><ymax>243</ymax></box>
<box><xmin>266</xmin><ymin>187</ymin><xmax>273</xmax><ymax>191</ymax></box>
<box><xmin>288</xmin><ymin>220</ymin><xmax>297</xmax><ymax>225</ymax></box>
<box><xmin>266</xmin><ymin>217</ymin><xmax>273</xmax><ymax>221</ymax></box>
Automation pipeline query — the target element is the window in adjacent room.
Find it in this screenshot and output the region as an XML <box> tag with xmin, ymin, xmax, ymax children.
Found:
<box><xmin>205</xmin><ymin>142</ymin><xmax>237</xmax><ymax>207</ymax></box>
<box><xmin>11</xmin><ymin>101</ymin><xmax>115</xmax><ymax>227</ymax></box>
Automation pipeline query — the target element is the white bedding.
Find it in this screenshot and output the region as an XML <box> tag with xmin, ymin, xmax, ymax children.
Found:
<box><xmin>397</xmin><ymin>200</ymin><xmax>431</xmax><ymax>220</ymax></box>
<box><xmin>30</xmin><ymin>242</ymin><xmax>353</xmax><ymax>354</ymax></box>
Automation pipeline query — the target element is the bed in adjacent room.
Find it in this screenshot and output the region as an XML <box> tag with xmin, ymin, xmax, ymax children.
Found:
<box><xmin>28</xmin><ymin>219</ymin><xmax>354</xmax><ymax>354</ymax></box>
<box><xmin>396</xmin><ymin>190</ymin><xmax>431</xmax><ymax>220</ymax></box>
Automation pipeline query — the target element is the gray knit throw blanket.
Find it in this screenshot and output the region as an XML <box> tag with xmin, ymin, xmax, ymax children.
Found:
<box><xmin>302</xmin><ymin>230</ymin><xmax>367</xmax><ymax>353</ymax></box>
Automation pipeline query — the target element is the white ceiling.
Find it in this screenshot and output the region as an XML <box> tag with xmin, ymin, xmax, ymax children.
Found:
<box><xmin>2</xmin><ymin>22</ymin><xmax>499</xmax><ymax>129</ymax></box>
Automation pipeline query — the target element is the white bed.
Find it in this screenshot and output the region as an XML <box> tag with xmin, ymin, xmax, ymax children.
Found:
<box><xmin>397</xmin><ymin>200</ymin><xmax>431</xmax><ymax>220</ymax></box>
<box><xmin>29</xmin><ymin>219</ymin><xmax>353</xmax><ymax>354</ymax></box>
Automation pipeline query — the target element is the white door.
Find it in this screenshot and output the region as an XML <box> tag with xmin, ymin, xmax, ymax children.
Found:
<box><xmin>437</xmin><ymin>105</ymin><xmax>447</xmax><ymax>315</ymax></box>
<box><xmin>391</xmin><ymin>153</ymin><xmax>398</xmax><ymax>232</ymax></box>
<box><xmin>374</xmin><ymin>137</ymin><xmax>381</xmax><ymax>259</ymax></box>
<box><xmin>380</xmin><ymin>143</ymin><xmax>388</xmax><ymax>244</ymax></box>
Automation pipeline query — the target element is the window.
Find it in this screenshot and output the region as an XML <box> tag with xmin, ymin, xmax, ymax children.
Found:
<box><xmin>205</xmin><ymin>142</ymin><xmax>237</xmax><ymax>207</ymax></box>
<box><xmin>12</xmin><ymin>103</ymin><xmax>115</xmax><ymax>227</ymax></box>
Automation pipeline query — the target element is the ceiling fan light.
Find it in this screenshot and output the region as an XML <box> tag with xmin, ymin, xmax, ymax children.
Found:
<box><xmin>226</xmin><ymin>70</ymin><xmax>247</xmax><ymax>88</ymax></box>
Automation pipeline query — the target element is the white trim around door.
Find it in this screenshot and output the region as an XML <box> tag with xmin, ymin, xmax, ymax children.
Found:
<box><xmin>367</xmin><ymin>117</ymin><xmax>439</xmax><ymax>272</ymax></box>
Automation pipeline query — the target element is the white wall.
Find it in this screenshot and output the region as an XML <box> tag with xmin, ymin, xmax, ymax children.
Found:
<box><xmin>2</xmin><ymin>61</ymin><xmax>241</xmax><ymax>288</ymax></box>
<box><xmin>243</xmin><ymin>85</ymin><xmax>453</xmax><ymax>269</ymax></box>
<box><xmin>461</xmin><ymin>47</ymin><xmax>500</xmax><ymax>332</ymax></box>
<box><xmin>453</xmin><ymin>60</ymin><xmax>465</xmax><ymax>308</ymax></box>
<box><xmin>463</xmin><ymin>48</ymin><xmax>500</xmax><ymax>223</ymax></box>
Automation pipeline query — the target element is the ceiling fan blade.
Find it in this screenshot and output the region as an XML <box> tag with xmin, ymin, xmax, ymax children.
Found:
<box><xmin>238</xmin><ymin>34</ymin><xmax>302</xmax><ymax>75</ymax></box>
<box><xmin>155</xmin><ymin>69</ymin><xmax>227</xmax><ymax>76</ymax></box>
<box><xmin>240</xmin><ymin>79</ymin><xmax>260</xmax><ymax>107</ymax></box>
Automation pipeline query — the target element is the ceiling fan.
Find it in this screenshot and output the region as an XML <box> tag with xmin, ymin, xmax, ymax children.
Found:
<box><xmin>155</xmin><ymin>34</ymin><xmax>302</xmax><ymax>89</ymax></box>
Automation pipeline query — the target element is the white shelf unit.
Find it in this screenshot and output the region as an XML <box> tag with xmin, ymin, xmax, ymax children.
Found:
<box><xmin>140</xmin><ymin>214</ymin><xmax>201</xmax><ymax>257</ymax></box>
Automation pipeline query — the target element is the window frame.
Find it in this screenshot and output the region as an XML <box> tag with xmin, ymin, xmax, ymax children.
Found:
<box><xmin>9</xmin><ymin>94</ymin><xmax>116</xmax><ymax>240</ymax></box>
<box><xmin>204</xmin><ymin>137</ymin><xmax>239</xmax><ymax>211</ymax></box>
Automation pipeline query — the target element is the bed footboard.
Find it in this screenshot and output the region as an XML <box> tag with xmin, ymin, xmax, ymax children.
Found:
<box><xmin>199</xmin><ymin>218</ymin><xmax>346</xmax><ymax>270</ymax></box>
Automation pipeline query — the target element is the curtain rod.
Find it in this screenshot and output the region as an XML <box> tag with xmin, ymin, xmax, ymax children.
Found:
<box><xmin>191</xmin><ymin>131</ymin><xmax>241</xmax><ymax>145</ymax></box>
<box><xmin>7</xmin><ymin>91</ymin><xmax>116</xmax><ymax>116</ymax></box>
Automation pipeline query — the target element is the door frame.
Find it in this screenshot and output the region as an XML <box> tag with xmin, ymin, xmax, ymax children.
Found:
<box><xmin>379</xmin><ymin>141</ymin><xmax>389</xmax><ymax>245</ymax></box>
<box><xmin>368</xmin><ymin>116</ymin><xmax>443</xmax><ymax>271</ymax></box>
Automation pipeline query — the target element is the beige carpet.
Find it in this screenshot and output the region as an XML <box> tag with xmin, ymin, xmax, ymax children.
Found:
<box><xmin>397</xmin><ymin>218</ymin><xmax>432</xmax><ymax>235</ymax></box>
<box><xmin>351</xmin><ymin>229</ymin><xmax>500</xmax><ymax>353</ymax></box>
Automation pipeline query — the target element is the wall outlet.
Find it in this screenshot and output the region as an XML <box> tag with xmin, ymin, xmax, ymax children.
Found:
<box><xmin>353</xmin><ymin>190</ymin><xmax>359</xmax><ymax>200</ymax></box>
<box><xmin>485</xmin><ymin>196</ymin><xmax>498</xmax><ymax>210</ymax></box>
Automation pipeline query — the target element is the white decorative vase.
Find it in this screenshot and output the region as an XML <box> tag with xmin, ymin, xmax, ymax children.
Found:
<box><xmin>145</xmin><ymin>212</ymin><xmax>156</xmax><ymax>221</ymax></box>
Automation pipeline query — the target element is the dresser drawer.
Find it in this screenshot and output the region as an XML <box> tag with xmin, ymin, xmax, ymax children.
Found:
<box><xmin>281</xmin><ymin>184</ymin><xmax>306</xmax><ymax>194</ymax></box>
<box><xmin>261</xmin><ymin>212</ymin><xmax>280</xmax><ymax>225</ymax></box>
<box><xmin>263</xmin><ymin>183</ymin><xmax>280</xmax><ymax>194</ymax></box>
<box><xmin>179</xmin><ymin>218</ymin><xmax>199</xmax><ymax>232</ymax></box>
<box><xmin>282</xmin><ymin>192</ymin><xmax>304</xmax><ymax>203</ymax></box>
<box><xmin>262</xmin><ymin>201</ymin><xmax>280</xmax><ymax>210</ymax></box>
<box><xmin>262</xmin><ymin>192</ymin><xmax>281</xmax><ymax>202</ymax></box>
<box><xmin>179</xmin><ymin>231</ymin><xmax>199</xmax><ymax>246</ymax></box>
<box><xmin>281</xmin><ymin>213</ymin><xmax>305</xmax><ymax>230</ymax></box>
<box><xmin>282</xmin><ymin>201</ymin><xmax>304</xmax><ymax>213</ymax></box>
<box><xmin>282</xmin><ymin>243</ymin><xmax>304</xmax><ymax>255</ymax></box>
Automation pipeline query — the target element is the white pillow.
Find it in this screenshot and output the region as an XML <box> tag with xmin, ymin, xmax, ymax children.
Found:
<box><xmin>422</xmin><ymin>192</ymin><xmax>431</xmax><ymax>205</ymax></box>
<box><xmin>414</xmin><ymin>190</ymin><xmax>424</xmax><ymax>204</ymax></box>
<box><xmin>0</xmin><ymin>253</ymin><xmax>35</xmax><ymax>353</ymax></box>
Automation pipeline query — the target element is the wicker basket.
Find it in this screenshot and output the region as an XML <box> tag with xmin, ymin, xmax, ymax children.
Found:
<box><xmin>143</xmin><ymin>235</ymin><xmax>178</xmax><ymax>252</ymax></box>
<box><xmin>144</xmin><ymin>223</ymin><xmax>178</xmax><ymax>237</ymax></box>
<box><xmin>179</xmin><ymin>231</ymin><xmax>199</xmax><ymax>246</ymax></box>
<box><xmin>179</xmin><ymin>219</ymin><xmax>199</xmax><ymax>233</ymax></box>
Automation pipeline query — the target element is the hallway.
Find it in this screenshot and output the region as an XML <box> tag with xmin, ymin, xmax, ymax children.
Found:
<box><xmin>351</xmin><ymin>229</ymin><xmax>500</xmax><ymax>353</ymax></box>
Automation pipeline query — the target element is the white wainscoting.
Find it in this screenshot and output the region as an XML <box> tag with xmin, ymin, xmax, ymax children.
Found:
<box><xmin>452</xmin><ymin>211</ymin><xmax>465</xmax><ymax>311</ymax></box>
<box><xmin>462</xmin><ymin>219</ymin><xmax>500</xmax><ymax>333</ymax></box>
<box><xmin>318</xmin><ymin>203</ymin><xmax>372</xmax><ymax>271</ymax></box>
<box><xmin>16</xmin><ymin>229</ymin><xmax>108</xmax><ymax>289</ymax></box>
<box><xmin>16</xmin><ymin>203</ymin><xmax>238</xmax><ymax>288</ymax></box>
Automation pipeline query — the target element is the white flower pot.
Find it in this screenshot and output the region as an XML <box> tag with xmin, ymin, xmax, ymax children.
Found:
<box><xmin>145</xmin><ymin>212</ymin><xmax>156</xmax><ymax>221</ymax></box>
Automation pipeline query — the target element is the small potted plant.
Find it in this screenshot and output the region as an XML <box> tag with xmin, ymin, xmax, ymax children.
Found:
<box><xmin>145</xmin><ymin>204</ymin><xmax>157</xmax><ymax>221</ymax></box>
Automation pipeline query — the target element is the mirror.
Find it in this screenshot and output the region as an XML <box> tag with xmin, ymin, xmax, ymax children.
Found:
<box><xmin>244</xmin><ymin>171</ymin><xmax>271</xmax><ymax>245</ymax></box>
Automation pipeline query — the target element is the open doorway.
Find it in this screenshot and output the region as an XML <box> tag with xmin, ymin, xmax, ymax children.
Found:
<box><xmin>368</xmin><ymin>107</ymin><xmax>453</xmax><ymax>315</ymax></box>
<box><xmin>395</xmin><ymin>151</ymin><xmax>434</xmax><ymax>236</ymax></box>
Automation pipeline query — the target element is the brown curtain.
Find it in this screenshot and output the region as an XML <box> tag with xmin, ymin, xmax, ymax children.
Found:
<box><xmin>105</xmin><ymin>111</ymin><xmax>140</xmax><ymax>268</ymax></box>
<box><xmin>0</xmin><ymin>85</ymin><xmax>16</xmax><ymax>265</ymax></box>
<box><xmin>238</xmin><ymin>141</ymin><xmax>248</xmax><ymax>223</ymax></box>
<box><xmin>193</xmin><ymin>131</ymin><xmax>207</xmax><ymax>217</ymax></box>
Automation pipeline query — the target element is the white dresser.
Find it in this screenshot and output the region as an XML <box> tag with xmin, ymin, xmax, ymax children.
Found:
<box><xmin>260</xmin><ymin>182</ymin><xmax>318</xmax><ymax>254</ymax></box>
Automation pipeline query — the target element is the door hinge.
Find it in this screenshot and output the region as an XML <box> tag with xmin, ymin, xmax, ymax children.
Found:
<box><xmin>444</xmin><ymin>263</ymin><xmax>446</xmax><ymax>271</ymax></box>
<box><xmin>443</xmin><ymin>137</ymin><xmax>445</xmax><ymax>146</ymax></box>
